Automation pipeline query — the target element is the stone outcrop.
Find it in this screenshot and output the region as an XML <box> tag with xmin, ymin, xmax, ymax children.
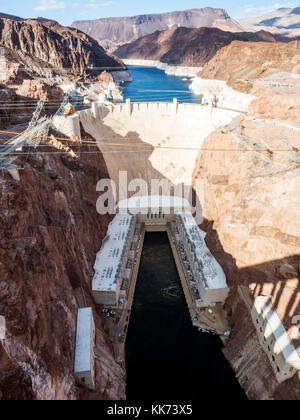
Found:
<box><xmin>188</xmin><ymin>35</ymin><xmax>300</xmax><ymax>399</ymax></box>
<box><xmin>197</xmin><ymin>40</ymin><xmax>300</xmax><ymax>93</ymax></box>
<box><xmin>192</xmin><ymin>112</ymin><xmax>300</xmax><ymax>400</ymax></box>
<box><xmin>191</xmin><ymin>39</ymin><xmax>300</xmax><ymax>115</ymax></box>
<box><xmin>0</xmin><ymin>17</ymin><xmax>130</xmax><ymax>129</ymax></box>
<box><xmin>0</xmin><ymin>127</ymin><xmax>126</xmax><ymax>400</ymax></box>
<box><xmin>0</xmin><ymin>85</ymin><xmax>44</xmax><ymax>129</ymax></box>
<box><xmin>0</xmin><ymin>17</ymin><xmax>126</xmax><ymax>81</ymax></box>
<box><xmin>72</xmin><ymin>8</ymin><xmax>245</xmax><ymax>51</ymax></box>
<box><xmin>16</xmin><ymin>80</ymin><xmax>65</xmax><ymax>102</ymax></box>
<box><xmin>115</xmin><ymin>27</ymin><xmax>274</xmax><ymax>67</ymax></box>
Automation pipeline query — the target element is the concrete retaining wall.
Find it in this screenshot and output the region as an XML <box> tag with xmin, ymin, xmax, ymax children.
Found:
<box><xmin>190</xmin><ymin>77</ymin><xmax>255</xmax><ymax>113</ymax></box>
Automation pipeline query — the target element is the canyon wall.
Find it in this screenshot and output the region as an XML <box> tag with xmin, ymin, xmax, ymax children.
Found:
<box><xmin>192</xmin><ymin>114</ymin><xmax>300</xmax><ymax>400</ymax></box>
<box><xmin>115</xmin><ymin>27</ymin><xmax>274</xmax><ymax>68</ymax></box>
<box><xmin>190</xmin><ymin>40</ymin><xmax>300</xmax><ymax>116</ymax></box>
<box><xmin>0</xmin><ymin>17</ymin><xmax>125</xmax><ymax>80</ymax></box>
<box><xmin>0</xmin><ymin>128</ymin><xmax>126</xmax><ymax>400</ymax></box>
<box><xmin>0</xmin><ymin>16</ymin><xmax>131</xmax><ymax>129</ymax></box>
<box><xmin>189</xmin><ymin>38</ymin><xmax>300</xmax><ymax>399</ymax></box>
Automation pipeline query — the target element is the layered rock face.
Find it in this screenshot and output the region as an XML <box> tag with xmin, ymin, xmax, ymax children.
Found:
<box><xmin>0</xmin><ymin>17</ymin><xmax>125</xmax><ymax>80</ymax></box>
<box><xmin>191</xmin><ymin>37</ymin><xmax>300</xmax><ymax>399</ymax></box>
<box><xmin>191</xmin><ymin>39</ymin><xmax>300</xmax><ymax>114</ymax></box>
<box><xmin>198</xmin><ymin>40</ymin><xmax>300</xmax><ymax>93</ymax></box>
<box><xmin>192</xmin><ymin>116</ymin><xmax>300</xmax><ymax>399</ymax></box>
<box><xmin>0</xmin><ymin>128</ymin><xmax>126</xmax><ymax>400</ymax></box>
<box><xmin>115</xmin><ymin>27</ymin><xmax>274</xmax><ymax>67</ymax></box>
<box><xmin>239</xmin><ymin>7</ymin><xmax>300</xmax><ymax>41</ymax></box>
<box><xmin>72</xmin><ymin>8</ymin><xmax>245</xmax><ymax>51</ymax></box>
<box><xmin>0</xmin><ymin>17</ymin><xmax>129</xmax><ymax>129</ymax></box>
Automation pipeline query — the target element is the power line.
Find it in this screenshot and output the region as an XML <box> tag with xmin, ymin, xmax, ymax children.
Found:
<box><xmin>0</xmin><ymin>130</ymin><xmax>297</xmax><ymax>153</ymax></box>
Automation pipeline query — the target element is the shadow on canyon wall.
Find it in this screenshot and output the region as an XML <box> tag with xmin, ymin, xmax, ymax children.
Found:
<box><xmin>92</xmin><ymin>109</ymin><xmax>299</xmax><ymax>343</ymax></box>
<box><xmin>201</xmin><ymin>218</ymin><xmax>300</xmax><ymax>400</ymax></box>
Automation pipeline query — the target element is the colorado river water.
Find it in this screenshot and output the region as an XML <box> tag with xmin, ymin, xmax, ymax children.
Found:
<box><xmin>121</xmin><ymin>66</ymin><xmax>202</xmax><ymax>103</ymax></box>
<box><xmin>126</xmin><ymin>232</ymin><xmax>247</xmax><ymax>401</ymax></box>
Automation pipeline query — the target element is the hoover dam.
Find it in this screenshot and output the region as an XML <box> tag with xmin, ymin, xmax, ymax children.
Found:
<box><xmin>0</xmin><ymin>35</ymin><xmax>299</xmax><ymax>400</ymax></box>
<box><xmin>58</xmin><ymin>99</ymin><xmax>241</xmax><ymax>193</ymax></box>
<box><xmin>50</xmin><ymin>66</ymin><xmax>300</xmax><ymax>399</ymax></box>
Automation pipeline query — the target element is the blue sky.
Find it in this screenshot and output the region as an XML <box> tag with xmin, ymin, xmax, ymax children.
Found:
<box><xmin>0</xmin><ymin>1</ymin><xmax>298</xmax><ymax>25</ymax></box>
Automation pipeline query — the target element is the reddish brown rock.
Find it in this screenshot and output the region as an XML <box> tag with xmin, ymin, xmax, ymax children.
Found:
<box><xmin>16</xmin><ymin>80</ymin><xmax>64</xmax><ymax>102</ymax></box>
<box><xmin>115</xmin><ymin>27</ymin><xmax>274</xmax><ymax>67</ymax></box>
<box><xmin>0</xmin><ymin>128</ymin><xmax>126</xmax><ymax>400</ymax></box>
<box><xmin>198</xmin><ymin>40</ymin><xmax>300</xmax><ymax>92</ymax></box>
<box><xmin>0</xmin><ymin>17</ymin><xmax>126</xmax><ymax>80</ymax></box>
<box><xmin>193</xmin><ymin>115</ymin><xmax>300</xmax><ymax>400</ymax></box>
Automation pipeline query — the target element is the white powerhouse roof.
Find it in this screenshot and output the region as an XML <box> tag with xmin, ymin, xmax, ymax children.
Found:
<box><xmin>177</xmin><ymin>212</ymin><xmax>228</xmax><ymax>290</ymax></box>
<box><xmin>74</xmin><ymin>308</ymin><xmax>93</xmax><ymax>374</ymax></box>
<box><xmin>93</xmin><ymin>214</ymin><xmax>134</xmax><ymax>293</ymax></box>
<box><xmin>118</xmin><ymin>195</ymin><xmax>192</xmax><ymax>214</ymax></box>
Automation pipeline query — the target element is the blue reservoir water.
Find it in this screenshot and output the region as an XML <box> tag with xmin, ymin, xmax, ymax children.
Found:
<box><xmin>121</xmin><ymin>66</ymin><xmax>202</xmax><ymax>103</ymax></box>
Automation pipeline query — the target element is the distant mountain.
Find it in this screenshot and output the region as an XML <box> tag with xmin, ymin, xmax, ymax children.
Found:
<box><xmin>0</xmin><ymin>12</ymin><xmax>23</xmax><ymax>21</ymax></box>
<box><xmin>115</xmin><ymin>27</ymin><xmax>275</xmax><ymax>67</ymax></box>
<box><xmin>239</xmin><ymin>7</ymin><xmax>300</xmax><ymax>40</ymax></box>
<box><xmin>72</xmin><ymin>8</ymin><xmax>245</xmax><ymax>51</ymax></box>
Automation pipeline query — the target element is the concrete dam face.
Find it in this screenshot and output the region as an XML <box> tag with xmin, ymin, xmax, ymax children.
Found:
<box><xmin>77</xmin><ymin>102</ymin><xmax>241</xmax><ymax>197</ymax></box>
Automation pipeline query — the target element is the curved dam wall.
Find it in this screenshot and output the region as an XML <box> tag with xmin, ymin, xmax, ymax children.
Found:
<box><xmin>77</xmin><ymin>102</ymin><xmax>242</xmax><ymax>197</ymax></box>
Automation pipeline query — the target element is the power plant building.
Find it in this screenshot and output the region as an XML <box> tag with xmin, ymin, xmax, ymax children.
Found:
<box><xmin>92</xmin><ymin>214</ymin><xmax>136</xmax><ymax>306</ymax></box>
<box><xmin>176</xmin><ymin>212</ymin><xmax>229</xmax><ymax>306</ymax></box>
<box><xmin>74</xmin><ymin>308</ymin><xmax>96</xmax><ymax>390</ymax></box>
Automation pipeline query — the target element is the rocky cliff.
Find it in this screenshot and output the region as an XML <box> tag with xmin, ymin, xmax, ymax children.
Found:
<box><xmin>72</xmin><ymin>8</ymin><xmax>245</xmax><ymax>51</ymax></box>
<box><xmin>0</xmin><ymin>126</ymin><xmax>126</xmax><ymax>400</ymax></box>
<box><xmin>115</xmin><ymin>27</ymin><xmax>274</xmax><ymax>67</ymax></box>
<box><xmin>0</xmin><ymin>17</ymin><xmax>129</xmax><ymax>129</ymax></box>
<box><xmin>0</xmin><ymin>17</ymin><xmax>125</xmax><ymax>81</ymax></box>
<box><xmin>193</xmin><ymin>115</ymin><xmax>300</xmax><ymax>399</ymax></box>
<box><xmin>198</xmin><ymin>40</ymin><xmax>300</xmax><ymax>94</ymax></box>
<box><xmin>191</xmin><ymin>37</ymin><xmax>300</xmax><ymax>399</ymax></box>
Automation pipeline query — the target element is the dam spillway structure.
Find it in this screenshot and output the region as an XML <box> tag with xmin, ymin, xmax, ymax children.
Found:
<box><xmin>90</xmin><ymin>195</ymin><xmax>230</xmax><ymax>364</ymax></box>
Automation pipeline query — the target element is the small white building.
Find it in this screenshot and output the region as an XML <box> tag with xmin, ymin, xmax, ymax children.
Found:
<box><xmin>92</xmin><ymin>214</ymin><xmax>136</xmax><ymax>306</ymax></box>
<box><xmin>252</xmin><ymin>296</ymin><xmax>300</xmax><ymax>383</ymax></box>
<box><xmin>0</xmin><ymin>316</ymin><xmax>5</xmax><ymax>340</ymax></box>
<box><xmin>74</xmin><ymin>308</ymin><xmax>96</xmax><ymax>390</ymax></box>
<box><xmin>176</xmin><ymin>212</ymin><xmax>229</xmax><ymax>306</ymax></box>
<box><xmin>0</xmin><ymin>48</ymin><xmax>8</xmax><ymax>82</ymax></box>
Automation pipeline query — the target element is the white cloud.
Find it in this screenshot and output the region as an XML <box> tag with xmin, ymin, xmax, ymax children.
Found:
<box><xmin>87</xmin><ymin>0</ymin><xmax>117</xmax><ymax>8</ymax></box>
<box><xmin>243</xmin><ymin>2</ymin><xmax>296</xmax><ymax>16</ymax></box>
<box><xmin>34</xmin><ymin>0</ymin><xmax>66</xmax><ymax>11</ymax></box>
